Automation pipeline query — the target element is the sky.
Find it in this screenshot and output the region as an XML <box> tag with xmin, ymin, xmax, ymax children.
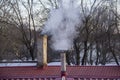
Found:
<box><xmin>15</xmin><ymin>0</ymin><xmax>120</xmax><ymax>31</ymax></box>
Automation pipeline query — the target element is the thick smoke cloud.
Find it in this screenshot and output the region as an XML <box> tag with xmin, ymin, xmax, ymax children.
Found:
<box><xmin>43</xmin><ymin>0</ymin><xmax>81</xmax><ymax>50</ymax></box>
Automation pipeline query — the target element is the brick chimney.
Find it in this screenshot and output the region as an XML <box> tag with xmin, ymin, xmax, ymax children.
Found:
<box><xmin>37</xmin><ymin>35</ymin><xmax>47</xmax><ymax>68</ymax></box>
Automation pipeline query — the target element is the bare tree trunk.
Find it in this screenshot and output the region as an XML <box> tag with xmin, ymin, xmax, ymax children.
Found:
<box><xmin>95</xmin><ymin>42</ymin><xmax>99</xmax><ymax>65</ymax></box>
<box><xmin>100</xmin><ymin>41</ymin><xmax>107</xmax><ymax>65</ymax></box>
<box><xmin>74</xmin><ymin>40</ymin><xmax>80</xmax><ymax>65</ymax></box>
<box><xmin>29</xmin><ymin>47</ymin><xmax>35</xmax><ymax>60</ymax></box>
<box><xmin>66</xmin><ymin>52</ymin><xmax>70</xmax><ymax>65</ymax></box>
<box><xmin>89</xmin><ymin>46</ymin><xmax>93</xmax><ymax>65</ymax></box>
<box><xmin>111</xmin><ymin>49</ymin><xmax>119</xmax><ymax>65</ymax></box>
<box><xmin>82</xmin><ymin>41</ymin><xmax>88</xmax><ymax>65</ymax></box>
<box><xmin>108</xmin><ymin>34</ymin><xmax>119</xmax><ymax>65</ymax></box>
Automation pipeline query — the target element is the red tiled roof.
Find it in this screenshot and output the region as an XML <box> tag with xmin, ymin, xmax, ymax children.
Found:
<box><xmin>0</xmin><ymin>66</ymin><xmax>120</xmax><ymax>79</ymax></box>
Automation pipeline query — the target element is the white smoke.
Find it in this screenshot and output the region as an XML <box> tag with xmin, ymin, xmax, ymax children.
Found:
<box><xmin>43</xmin><ymin>0</ymin><xmax>81</xmax><ymax>50</ymax></box>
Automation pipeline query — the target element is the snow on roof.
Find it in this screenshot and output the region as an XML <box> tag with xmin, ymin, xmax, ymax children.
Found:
<box><xmin>0</xmin><ymin>63</ymin><xmax>36</xmax><ymax>67</ymax></box>
<box><xmin>0</xmin><ymin>61</ymin><xmax>119</xmax><ymax>67</ymax></box>
<box><xmin>0</xmin><ymin>62</ymin><xmax>61</xmax><ymax>67</ymax></box>
<box><xmin>48</xmin><ymin>62</ymin><xmax>61</xmax><ymax>66</ymax></box>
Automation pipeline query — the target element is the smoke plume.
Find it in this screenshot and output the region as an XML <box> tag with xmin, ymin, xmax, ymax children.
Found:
<box><xmin>43</xmin><ymin>0</ymin><xmax>80</xmax><ymax>50</ymax></box>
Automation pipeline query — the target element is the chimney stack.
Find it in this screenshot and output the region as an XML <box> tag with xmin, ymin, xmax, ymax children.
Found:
<box><xmin>42</xmin><ymin>35</ymin><xmax>48</xmax><ymax>66</ymax></box>
<box><xmin>61</xmin><ymin>52</ymin><xmax>66</xmax><ymax>80</ymax></box>
<box><xmin>37</xmin><ymin>35</ymin><xmax>47</xmax><ymax>68</ymax></box>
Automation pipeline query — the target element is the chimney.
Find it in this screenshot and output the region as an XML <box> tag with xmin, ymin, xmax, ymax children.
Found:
<box><xmin>61</xmin><ymin>52</ymin><xmax>66</xmax><ymax>80</ymax></box>
<box><xmin>37</xmin><ymin>35</ymin><xmax>47</xmax><ymax>68</ymax></box>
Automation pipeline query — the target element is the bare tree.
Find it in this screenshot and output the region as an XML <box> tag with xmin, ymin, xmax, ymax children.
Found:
<box><xmin>0</xmin><ymin>0</ymin><xmax>48</xmax><ymax>60</ymax></box>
